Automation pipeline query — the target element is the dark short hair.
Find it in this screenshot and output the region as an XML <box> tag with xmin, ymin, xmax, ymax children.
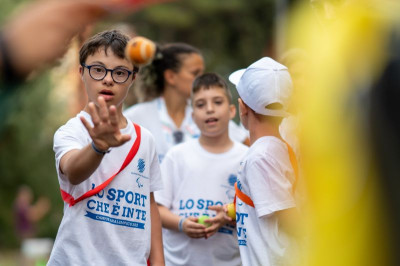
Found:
<box><xmin>79</xmin><ymin>29</ymin><xmax>138</xmax><ymax>72</ymax></box>
<box><xmin>192</xmin><ymin>73</ymin><xmax>232</xmax><ymax>104</ymax></box>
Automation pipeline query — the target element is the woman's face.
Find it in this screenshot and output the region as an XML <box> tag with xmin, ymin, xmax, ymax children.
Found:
<box><xmin>168</xmin><ymin>53</ymin><xmax>204</xmax><ymax>99</ymax></box>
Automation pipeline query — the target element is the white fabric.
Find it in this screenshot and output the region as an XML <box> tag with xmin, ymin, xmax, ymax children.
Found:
<box><xmin>229</xmin><ymin>57</ymin><xmax>293</xmax><ymax>117</ymax></box>
<box><xmin>123</xmin><ymin>97</ymin><xmax>248</xmax><ymax>162</ymax></box>
<box><xmin>235</xmin><ymin>136</ymin><xmax>296</xmax><ymax>266</ymax></box>
<box><xmin>279</xmin><ymin>115</ymin><xmax>300</xmax><ymax>160</ymax></box>
<box><xmin>49</xmin><ymin>111</ymin><xmax>163</xmax><ymax>266</ymax></box>
<box><xmin>155</xmin><ymin>139</ymin><xmax>248</xmax><ymax>266</ymax></box>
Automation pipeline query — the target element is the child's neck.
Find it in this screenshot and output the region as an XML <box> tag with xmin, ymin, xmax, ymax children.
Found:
<box><xmin>249</xmin><ymin>122</ymin><xmax>282</xmax><ymax>146</ymax></box>
<box><xmin>162</xmin><ymin>88</ymin><xmax>187</xmax><ymax>128</ymax></box>
<box><xmin>198</xmin><ymin>131</ymin><xmax>233</xmax><ymax>154</ymax></box>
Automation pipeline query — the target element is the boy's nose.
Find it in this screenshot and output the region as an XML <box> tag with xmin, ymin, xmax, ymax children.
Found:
<box><xmin>103</xmin><ymin>70</ymin><xmax>114</xmax><ymax>84</ymax></box>
<box><xmin>206</xmin><ymin>102</ymin><xmax>214</xmax><ymax>113</ymax></box>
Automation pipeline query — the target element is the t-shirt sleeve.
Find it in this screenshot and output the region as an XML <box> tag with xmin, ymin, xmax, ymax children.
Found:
<box><xmin>53</xmin><ymin>122</ymin><xmax>87</xmax><ymax>182</ymax></box>
<box><xmin>247</xmin><ymin>154</ymin><xmax>296</xmax><ymax>218</ymax></box>
<box><xmin>154</xmin><ymin>150</ymin><xmax>176</xmax><ymax>209</ymax></box>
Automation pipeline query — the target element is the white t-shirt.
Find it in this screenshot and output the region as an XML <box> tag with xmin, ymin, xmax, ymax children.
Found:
<box><xmin>236</xmin><ymin>137</ymin><xmax>296</xmax><ymax>266</ymax></box>
<box><xmin>155</xmin><ymin>139</ymin><xmax>248</xmax><ymax>266</ymax></box>
<box><xmin>124</xmin><ymin>97</ymin><xmax>248</xmax><ymax>162</ymax></box>
<box><xmin>280</xmin><ymin>115</ymin><xmax>300</xmax><ymax>160</ymax></box>
<box><xmin>49</xmin><ymin>111</ymin><xmax>163</xmax><ymax>266</ymax></box>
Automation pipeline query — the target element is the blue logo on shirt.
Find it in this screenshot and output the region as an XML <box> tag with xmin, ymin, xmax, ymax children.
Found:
<box><xmin>138</xmin><ymin>158</ymin><xmax>145</xmax><ymax>173</ymax></box>
<box><xmin>228</xmin><ymin>174</ymin><xmax>237</xmax><ymax>186</ymax></box>
<box><xmin>131</xmin><ymin>158</ymin><xmax>149</xmax><ymax>189</ymax></box>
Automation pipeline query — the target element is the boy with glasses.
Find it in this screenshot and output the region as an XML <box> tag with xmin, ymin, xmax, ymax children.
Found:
<box><xmin>48</xmin><ymin>30</ymin><xmax>164</xmax><ymax>265</ymax></box>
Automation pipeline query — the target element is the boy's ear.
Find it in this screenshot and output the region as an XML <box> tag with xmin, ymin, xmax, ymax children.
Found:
<box><xmin>238</xmin><ymin>98</ymin><xmax>248</xmax><ymax>117</ymax></box>
<box><xmin>229</xmin><ymin>104</ymin><xmax>237</xmax><ymax>119</ymax></box>
<box><xmin>79</xmin><ymin>65</ymin><xmax>84</xmax><ymax>76</ymax></box>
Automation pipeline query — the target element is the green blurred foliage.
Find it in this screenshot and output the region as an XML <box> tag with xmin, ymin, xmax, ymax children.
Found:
<box><xmin>0</xmin><ymin>0</ymin><xmax>277</xmax><ymax>248</ymax></box>
<box><xmin>124</xmin><ymin>0</ymin><xmax>275</xmax><ymax>73</ymax></box>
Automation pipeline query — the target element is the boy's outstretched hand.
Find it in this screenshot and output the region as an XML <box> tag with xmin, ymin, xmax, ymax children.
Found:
<box><xmin>203</xmin><ymin>205</ymin><xmax>233</xmax><ymax>239</ymax></box>
<box><xmin>80</xmin><ymin>96</ymin><xmax>131</xmax><ymax>151</ymax></box>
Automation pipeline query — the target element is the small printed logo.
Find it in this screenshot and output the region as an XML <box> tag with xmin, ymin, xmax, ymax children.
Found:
<box><xmin>137</xmin><ymin>159</ymin><xmax>145</xmax><ymax>173</ymax></box>
<box><xmin>132</xmin><ymin>158</ymin><xmax>148</xmax><ymax>189</ymax></box>
<box><xmin>222</xmin><ymin>174</ymin><xmax>237</xmax><ymax>200</ymax></box>
<box><xmin>228</xmin><ymin>174</ymin><xmax>237</xmax><ymax>187</ymax></box>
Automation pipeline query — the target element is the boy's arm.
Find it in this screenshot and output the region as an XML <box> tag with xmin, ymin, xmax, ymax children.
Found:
<box><xmin>157</xmin><ymin>205</ymin><xmax>207</xmax><ymax>239</ymax></box>
<box><xmin>59</xmin><ymin>145</ymin><xmax>106</xmax><ymax>185</ymax></box>
<box><xmin>149</xmin><ymin>193</ymin><xmax>165</xmax><ymax>266</ymax></box>
<box><xmin>60</xmin><ymin>97</ymin><xmax>131</xmax><ymax>185</ymax></box>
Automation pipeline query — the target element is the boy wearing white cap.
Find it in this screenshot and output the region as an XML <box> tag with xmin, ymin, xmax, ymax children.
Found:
<box><xmin>229</xmin><ymin>57</ymin><xmax>300</xmax><ymax>266</ymax></box>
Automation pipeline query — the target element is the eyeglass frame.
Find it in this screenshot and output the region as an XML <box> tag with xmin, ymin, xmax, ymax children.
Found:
<box><xmin>81</xmin><ymin>63</ymin><xmax>139</xmax><ymax>84</ymax></box>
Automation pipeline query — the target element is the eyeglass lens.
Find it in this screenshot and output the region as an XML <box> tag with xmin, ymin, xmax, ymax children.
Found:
<box><xmin>89</xmin><ymin>65</ymin><xmax>130</xmax><ymax>83</ymax></box>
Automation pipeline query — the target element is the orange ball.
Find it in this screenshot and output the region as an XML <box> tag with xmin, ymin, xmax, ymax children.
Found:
<box><xmin>125</xmin><ymin>36</ymin><xmax>156</xmax><ymax>66</ymax></box>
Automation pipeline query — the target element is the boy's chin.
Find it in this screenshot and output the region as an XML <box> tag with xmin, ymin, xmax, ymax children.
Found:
<box><xmin>201</xmin><ymin>129</ymin><xmax>226</xmax><ymax>138</ymax></box>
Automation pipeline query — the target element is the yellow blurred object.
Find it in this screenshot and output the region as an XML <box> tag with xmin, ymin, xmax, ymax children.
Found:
<box><xmin>227</xmin><ymin>203</ymin><xmax>236</xmax><ymax>220</ymax></box>
<box><xmin>125</xmin><ymin>36</ymin><xmax>156</xmax><ymax>66</ymax></box>
<box><xmin>285</xmin><ymin>0</ymin><xmax>400</xmax><ymax>265</ymax></box>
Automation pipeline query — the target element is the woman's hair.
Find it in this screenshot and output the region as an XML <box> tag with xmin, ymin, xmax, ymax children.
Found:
<box><xmin>138</xmin><ymin>43</ymin><xmax>201</xmax><ymax>101</ymax></box>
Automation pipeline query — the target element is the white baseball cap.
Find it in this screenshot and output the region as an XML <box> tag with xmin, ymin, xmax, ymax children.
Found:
<box><xmin>229</xmin><ymin>57</ymin><xmax>293</xmax><ymax>117</ymax></box>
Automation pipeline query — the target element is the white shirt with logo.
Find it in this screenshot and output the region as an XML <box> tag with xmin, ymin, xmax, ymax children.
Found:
<box><xmin>155</xmin><ymin>139</ymin><xmax>248</xmax><ymax>266</ymax></box>
<box><xmin>124</xmin><ymin>97</ymin><xmax>248</xmax><ymax>162</ymax></box>
<box><xmin>236</xmin><ymin>136</ymin><xmax>296</xmax><ymax>266</ymax></box>
<box><xmin>48</xmin><ymin>111</ymin><xmax>163</xmax><ymax>266</ymax></box>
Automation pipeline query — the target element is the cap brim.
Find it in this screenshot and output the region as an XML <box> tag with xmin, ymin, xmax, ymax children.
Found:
<box><xmin>228</xmin><ymin>69</ymin><xmax>246</xmax><ymax>86</ymax></box>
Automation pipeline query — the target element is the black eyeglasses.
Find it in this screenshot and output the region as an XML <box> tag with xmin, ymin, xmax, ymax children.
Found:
<box><xmin>81</xmin><ymin>63</ymin><xmax>138</xmax><ymax>84</ymax></box>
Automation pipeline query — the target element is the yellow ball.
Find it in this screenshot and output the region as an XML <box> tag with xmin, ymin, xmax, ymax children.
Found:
<box><xmin>125</xmin><ymin>36</ymin><xmax>156</xmax><ymax>66</ymax></box>
<box><xmin>227</xmin><ymin>203</ymin><xmax>236</xmax><ymax>220</ymax></box>
<box><xmin>198</xmin><ymin>215</ymin><xmax>211</xmax><ymax>227</ymax></box>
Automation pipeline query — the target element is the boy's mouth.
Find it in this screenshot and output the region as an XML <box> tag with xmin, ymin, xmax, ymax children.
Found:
<box><xmin>100</xmin><ymin>89</ymin><xmax>114</xmax><ymax>96</ymax></box>
<box><xmin>99</xmin><ymin>90</ymin><xmax>114</xmax><ymax>101</ymax></box>
<box><xmin>205</xmin><ymin>118</ymin><xmax>218</xmax><ymax>124</ymax></box>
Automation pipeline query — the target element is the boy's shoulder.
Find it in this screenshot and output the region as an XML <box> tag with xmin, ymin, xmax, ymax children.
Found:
<box><xmin>232</xmin><ymin>140</ymin><xmax>249</xmax><ymax>153</ymax></box>
<box><xmin>169</xmin><ymin>138</ymin><xmax>197</xmax><ymax>153</ymax></box>
<box><xmin>247</xmin><ymin>136</ymin><xmax>289</xmax><ymax>164</ymax></box>
<box><xmin>134</xmin><ymin>122</ymin><xmax>154</xmax><ymax>140</ymax></box>
<box><xmin>55</xmin><ymin>111</ymin><xmax>87</xmax><ymax>136</ymax></box>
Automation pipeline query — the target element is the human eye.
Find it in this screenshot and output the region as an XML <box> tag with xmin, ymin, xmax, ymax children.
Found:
<box><xmin>92</xmin><ymin>66</ymin><xmax>105</xmax><ymax>73</ymax></box>
<box><xmin>114</xmin><ymin>68</ymin><xmax>128</xmax><ymax>77</ymax></box>
<box><xmin>192</xmin><ymin>70</ymin><xmax>202</xmax><ymax>77</ymax></box>
<box><xmin>214</xmin><ymin>97</ymin><xmax>224</xmax><ymax>105</ymax></box>
<box><xmin>195</xmin><ymin>101</ymin><xmax>205</xmax><ymax>108</ymax></box>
